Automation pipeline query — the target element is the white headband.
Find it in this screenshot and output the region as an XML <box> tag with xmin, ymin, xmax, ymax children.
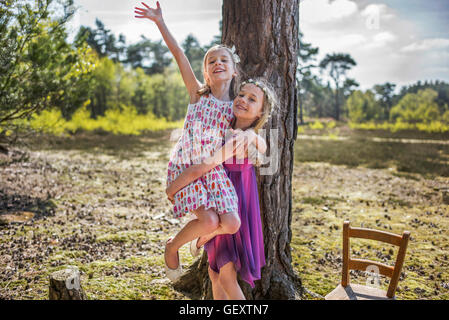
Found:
<box><xmin>241</xmin><ymin>79</ymin><xmax>268</xmax><ymax>95</ymax></box>
<box><xmin>230</xmin><ymin>45</ymin><xmax>241</xmax><ymax>64</ymax></box>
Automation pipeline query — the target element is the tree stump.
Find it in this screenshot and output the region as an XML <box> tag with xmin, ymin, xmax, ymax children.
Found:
<box><xmin>49</xmin><ymin>266</ymin><xmax>87</xmax><ymax>300</ymax></box>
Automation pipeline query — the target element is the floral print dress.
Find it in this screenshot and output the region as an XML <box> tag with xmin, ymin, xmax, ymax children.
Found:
<box><xmin>167</xmin><ymin>94</ymin><xmax>238</xmax><ymax>218</ymax></box>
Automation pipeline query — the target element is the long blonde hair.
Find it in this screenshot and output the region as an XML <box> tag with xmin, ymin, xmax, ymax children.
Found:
<box><xmin>197</xmin><ymin>44</ymin><xmax>240</xmax><ymax>98</ymax></box>
<box><xmin>236</xmin><ymin>78</ymin><xmax>278</xmax><ymax>133</ymax></box>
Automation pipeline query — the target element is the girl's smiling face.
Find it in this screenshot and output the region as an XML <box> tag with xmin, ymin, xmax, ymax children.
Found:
<box><xmin>233</xmin><ymin>83</ymin><xmax>264</xmax><ymax>123</ymax></box>
<box><xmin>204</xmin><ymin>48</ymin><xmax>237</xmax><ymax>85</ymax></box>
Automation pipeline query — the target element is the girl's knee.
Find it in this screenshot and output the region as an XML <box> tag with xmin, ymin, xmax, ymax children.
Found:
<box><xmin>208</xmin><ymin>266</ymin><xmax>219</xmax><ymax>283</ymax></box>
<box><xmin>223</xmin><ymin>212</ymin><xmax>241</xmax><ymax>234</ymax></box>
<box><xmin>202</xmin><ymin>210</ymin><xmax>219</xmax><ymax>233</ymax></box>
<box><xmin>218</xmin><ymin>263</ymin><xmax>238</xmax><ymax>288</ymax></box>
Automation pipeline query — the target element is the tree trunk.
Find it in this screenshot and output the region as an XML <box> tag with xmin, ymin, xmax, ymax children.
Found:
<box><xmin>175</xmin><ymin>0</ymin><xmax>302</xmax><ymax>300</ymax></box>
<box><xmin>333</xmin><ymin>79</ymin><xmax>340</xmax><ymax>121</ymax></box>
<box><xmin>298</xmin><ymin>83</ymin><xmax>304</xmax><ymax>125</ymax></box>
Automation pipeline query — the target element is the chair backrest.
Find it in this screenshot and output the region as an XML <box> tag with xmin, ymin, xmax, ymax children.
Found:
<box><xmin>342</xmin><ymin>220</ymin><xmax>410</xmax><ymax>298</ymax></box>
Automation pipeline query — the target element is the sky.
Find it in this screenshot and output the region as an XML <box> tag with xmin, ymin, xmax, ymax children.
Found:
<box><xmin>67</xmin><ymin>0</ymin><xmax>449</xmax><ymax>91</ymax></box>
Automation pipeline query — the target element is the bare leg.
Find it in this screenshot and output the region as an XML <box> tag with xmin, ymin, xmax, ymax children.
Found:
<box><xmin>218</xmin><ymin>262</ymin><xmax>245</xmax><ymax>300</ymax></box>
<box><xmin>197</xmin><ymin>211</ymin><xmax>240</xmax><ymax>248</ymax></box>
<box><xmin>208</xmin><ymin>266</ymin><xmax>227</xmax><ymax>300</ymax></box>
<box><xmin>165</xmin><ymin>206</ymin><xmax>219</xmax><ymax>269</ymax></box>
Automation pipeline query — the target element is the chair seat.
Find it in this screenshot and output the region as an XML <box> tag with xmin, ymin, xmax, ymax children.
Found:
<box><xmin>325</xmin><ymin>284</ymin><xmax>395</xmax><ymax>300</ymax></box>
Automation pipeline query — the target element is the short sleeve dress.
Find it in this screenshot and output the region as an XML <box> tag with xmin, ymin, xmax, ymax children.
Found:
<box><xmin>167</xmin><ymin>94</ymin><xmax>239</xmax><ymax>218</ymax></box>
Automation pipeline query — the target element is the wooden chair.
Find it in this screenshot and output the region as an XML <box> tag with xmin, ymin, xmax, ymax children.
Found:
<box><xmin>325</xmin><ymin>220</ymin><xmax>410</xmax><ymax>300</ymax></box>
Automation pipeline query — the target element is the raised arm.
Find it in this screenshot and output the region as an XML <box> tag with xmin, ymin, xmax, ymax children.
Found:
<box><xmin>135</xmin><ymin>2</ymin><xmax>202</xmax><ymax>101</ymax></box>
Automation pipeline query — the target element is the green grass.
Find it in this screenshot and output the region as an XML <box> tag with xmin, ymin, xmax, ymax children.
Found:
<box><xmin>349</xmin><ymin>121</ymin><xmax>449</xmax><ymax>134</ymax></box>
<box><xmin>11</xmin><ymin>105</ymin><xmax>184</xmax><ymax>137</ymax></box>
<box><xmin>295</xmin><ymin>136</ymin><xmax>449</xmax><ymax>178</ymax></box>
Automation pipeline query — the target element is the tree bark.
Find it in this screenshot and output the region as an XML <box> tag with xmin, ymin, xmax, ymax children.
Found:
<box><xmin>175</xmin><ymin>0</ymin><xmax>302</xmax><ymax>300</ymax></box>
<box><xmin>298</xmin><ymin>83</ymin><xmax>304</xmax><ymax>125</ymax></box>
<box><xmin>335</xmin><ymin>84</ymin><xmax>340</xmax><ymax>121</ymax></box>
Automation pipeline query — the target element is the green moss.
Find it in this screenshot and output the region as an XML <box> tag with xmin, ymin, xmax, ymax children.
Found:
<box><xmin>96</xmin><ymin>230</ymin><xmax>148</xmax><ymax>243</ymax></box>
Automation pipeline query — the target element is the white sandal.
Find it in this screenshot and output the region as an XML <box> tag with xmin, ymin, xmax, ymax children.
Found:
<box><xmin>164</xmin><ymin>239</ymin><xmax>182</xmax><ymax>282</ymax></box>
<box><xmin>189</xmin><ymin>238</ymin><xmax>202</xmax><ymax>257</ymax></box>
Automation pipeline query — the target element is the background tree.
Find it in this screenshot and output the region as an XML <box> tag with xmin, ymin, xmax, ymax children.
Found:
<box><xmin>76</xmin><ymin>18</ymin><xmax>126</xmax><ymax>63</ymax></box>
<box><xmin>340</xmin><ymin>78</ymin><xmax>360</xmax><ymax>119</ymax></box>
<box><xmin>319</xmin><ymin>53</ymin><xmax>356</xmax><ymax>121</ymax></box>
<box><xmin>0</xmin><ymin>0</ymin><xmax>95</xmax><ymax>144</ymax></box>
<box><xmin>175</xmin><ymin>0</ymin><xmax>302</xmax><ymax>300</ymax></box>
<box><xmin>181</xmin><ymin>34</ymin><xmax>206</xmax><ymax>81</ymax></box>
<box><xmin>374</xmin><ymin>82</ymin><xmax>396</xmax><ymax>121</ymax></box>
<box><xmin>346</xmin><ymin>89</ymin><xmax>381</xmax><ymax>123</ymax></box>
<box><xmin>390</xmin><ymin>88</ymin><xmax>440</xmax><ymax>124</ymax></box>
<box><xmin>88</xmin><ymin>57</ymin><xmax>115</xmax><ymax>118</ymax></box>
<box><xmin>125</xmin><ymin>39</ymin><xmax>150</xmax><ymax>71</ymax></box>
<box><xmin>131</xmin><ymin>67</ymin><xmax>154</xmax><ymax>115</ymax></box>
<box><xmin>125</xmin><ymin>37</ymin><xmax>171</xmax><ymax>75</ymax></box>
<box><xmin>394</xmin><ymin>80</ymin><xmax>449</xmax><ymax>117</ymax></box>
<box><xmin>297</xmin><ymin>30</ymin><xmax>319</xmax><ymax>125</ymax></box>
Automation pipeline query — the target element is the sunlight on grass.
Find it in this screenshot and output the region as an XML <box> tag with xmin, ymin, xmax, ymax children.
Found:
<box><xmin>17</xmin><ymin>105</ymin><xmax>184</xmax><ymax>136</ymax></box>
<box><xmin>349</xmin><ymin>121</ymin><xmax>449</xmax><ymax>133</ymax></box>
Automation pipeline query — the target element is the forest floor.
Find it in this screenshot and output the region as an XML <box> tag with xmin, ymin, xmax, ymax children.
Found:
<box><xmin>0</xmin><ymin>126</ymin><xmax>448</xmax><ymax>300</ymax></box>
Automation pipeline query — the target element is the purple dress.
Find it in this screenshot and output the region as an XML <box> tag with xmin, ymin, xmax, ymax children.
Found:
<box><xmin>204</xmin><ymin>157</ymin><xmax>266</xmax><ymax>288</ymax></box>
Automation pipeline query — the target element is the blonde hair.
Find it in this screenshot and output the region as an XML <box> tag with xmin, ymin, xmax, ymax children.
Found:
<box><xmin>229</xmin><ymin>78</ymin><xmax>278</xmax><ymax>167</ymax></box>
<box><xmin>238</xmin><ymin>78</ymin><xmax>278</xmax><ymax>133</ymax></box>
<box><xmin>197</xmin><ymin>44</ymin><xmax>240</xmax><ymax>98</ymax></box>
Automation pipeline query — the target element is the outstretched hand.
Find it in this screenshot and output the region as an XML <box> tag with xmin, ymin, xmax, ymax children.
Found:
<box><xmin>134</xmin><ymin>1</ymin><xmax>162</xmax><ymax>23</ymax></box>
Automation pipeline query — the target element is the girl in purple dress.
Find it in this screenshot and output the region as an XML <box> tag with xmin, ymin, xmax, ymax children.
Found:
<box><xmin>166</xmin><ymin>78</ymin><xmax>277</xmax><ymax>299</ymax></box>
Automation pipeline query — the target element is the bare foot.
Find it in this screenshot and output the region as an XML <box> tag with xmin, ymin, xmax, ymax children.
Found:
<box><xmin>164</xmin><ymin>239</ymin><xmax>179</xmax><ymax>270</ymax></box>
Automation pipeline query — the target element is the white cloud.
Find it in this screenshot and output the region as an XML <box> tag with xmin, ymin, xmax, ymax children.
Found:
<box><xmin>339</xmin><ymin>34</ymin><xmax>367</xmax><ymax>47</ymax></box>
<box><xmin>364</xmin><ymin>31</ymin><xmax>396</xmax><ymax>49</ymax></box>
<box><xmin>401</xmin><ymin>38</ymin><xmax>449</xmax><ymax>52</ymax></box>
<box><xmin>360</xmin><ymin>3</ymin><xmax>394</xmax><ymax>18</ymax></box>
<box><xmin>68</xmin><ymin>0</ymin><xmax>222</xmax><ymax>45</ymax></box>
<box><xmin>301</xmin><ymin>0</ymin><xmax>358</xmax><ymax>24</ymax></box>
<box><xmin>373</xmin><ymin>31</ymin><xmax>396</xmax><ymax>43</ymax></box>
<box><xmin>299</xmin><ymin>0</ymin><xmax>449</xmax><ymax>89</ymax></box>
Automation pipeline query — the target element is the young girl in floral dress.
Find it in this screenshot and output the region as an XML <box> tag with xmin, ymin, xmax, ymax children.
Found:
<box><xmin>134</xmin><ymin>2</ymin><xmax>265</xmax><ymax>282</ymax></box>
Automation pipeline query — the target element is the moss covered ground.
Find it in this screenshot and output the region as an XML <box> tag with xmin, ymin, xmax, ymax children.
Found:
<box><xmin>1</xmin><ymin>127</ymin><xmax>448</xmax><ymax>299</ymax></box>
